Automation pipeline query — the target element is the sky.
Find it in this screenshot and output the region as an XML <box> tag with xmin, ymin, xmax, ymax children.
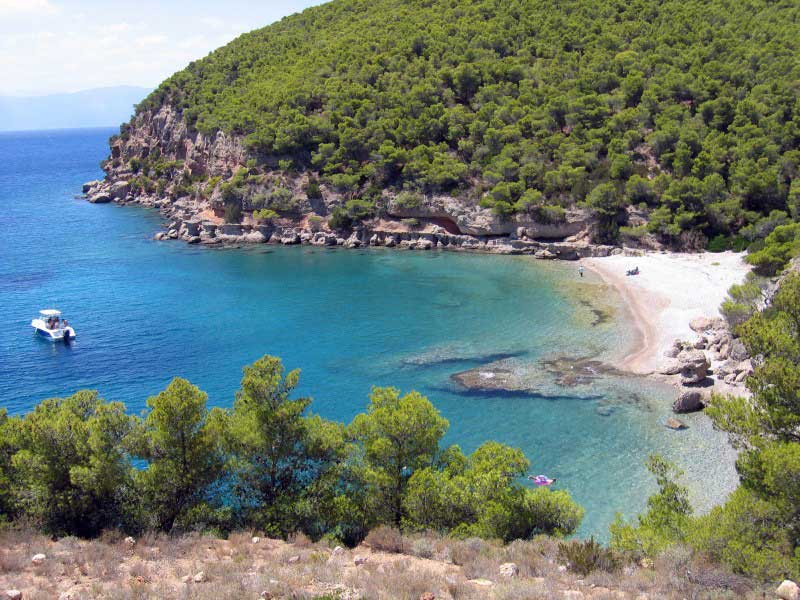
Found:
<box><xmin>0</xmin><ymin>0</ymin><xmax>327</xmax><ymax>96</ymax></box>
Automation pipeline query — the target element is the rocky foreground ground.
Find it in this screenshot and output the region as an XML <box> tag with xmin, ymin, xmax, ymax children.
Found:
<box><xmin>0</xmin><ymin>528</ymin><xmax>779</xmax><ymax>599</ymax></box>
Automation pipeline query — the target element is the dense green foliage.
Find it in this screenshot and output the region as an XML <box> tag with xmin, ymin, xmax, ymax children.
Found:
<box><xmin>746</xmin><ymin>223</ymin><xmax>800</xmax><ymax>275</ymax></box>
<box><xmin>610</xmin><ymin>455</ymin><xmax>692</xmax><ymax>558</ymax></box>
<box><xmin>613</xmin><ymin>274</ymin><xmax>800</xmax><ymax>581</ymax></box>
<box><xmin>133</xmin><ymin>0</ymin><xmax>799</xmax><ymax>245</ymax></box>
<box><xmin>0</xmin><ymin>356</ymin><xmax>582</xmax><ymax>545</ymax></box>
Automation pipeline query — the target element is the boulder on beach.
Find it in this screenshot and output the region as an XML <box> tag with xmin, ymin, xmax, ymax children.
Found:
<box><xmin>676</xmin><ymin>349</ymin><xmax>710</xmax><ymax>384</ymax></box>
<box><xmin>689</xmin><ymin>316</ymin><xmax>713</xmax><ymax>332</ymax></box>
<box><xmin>672</xmin><ymin>390</ymin><xmax>705</xmax><ymax>413</ymax></box>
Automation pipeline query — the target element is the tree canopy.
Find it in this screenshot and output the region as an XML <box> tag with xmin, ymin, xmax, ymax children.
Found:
<box><xmin>0</xmin><ymin>355</ymin><xmax>583</xmax><ymax>546</ymax></box>
<box><xmin>129</xmin><ymin>0</ymin><xmax>799</xmax><ymax>247</ymax></box>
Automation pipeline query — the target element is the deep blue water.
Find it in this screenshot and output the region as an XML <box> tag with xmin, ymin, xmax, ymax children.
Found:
<box><xmin>0</xmin><ymin>128</ymin><xmax>737</xmax><ymax>537</ymax></box>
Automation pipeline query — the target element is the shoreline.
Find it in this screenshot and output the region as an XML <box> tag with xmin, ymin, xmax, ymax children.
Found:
<box><xmin>584</xmin><ymin>252</ymin><xmax>751</xmax><ymax>392</ymax></box>
<box><xmin>86</xmin><ymin>186</ymin><xmax>754</xmax><ymax>399</ymax></box>
<box><xmin>583</xmin><ymin>259</ymin><xmax>661</xmax><ymax>375</ymax></box>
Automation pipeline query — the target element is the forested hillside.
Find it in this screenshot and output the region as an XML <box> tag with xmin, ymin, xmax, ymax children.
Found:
<box><xmin>127</xmin><ymin>0</ymin><xmax>800</xmax><ymax>248</ymax></box>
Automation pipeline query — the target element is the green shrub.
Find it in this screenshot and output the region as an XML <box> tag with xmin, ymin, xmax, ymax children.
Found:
<box><xmin>533</xmin><ymin>204</ymin><xmax>567</xmax><ymax>224</ymax></box>
<box><xmin>306</xmin><ymin>177</ymin><xmax>323</xmax><ymax>200</ymax></box>
<box><xmin>746</xmin><ymin>223</ymin><xmax>800</xmax><ymax>275</ymax></box>
<box><xmin>253</xmin><ymin>209</ymin><xmax>279</xmax><ymax>222</ymax></box>
<box><xmin>619</xmin><ymin>224</ymin><xmax>649</xmax><ymax>240</ymax></box>
<box><xmin>558</xmin><ymin>537</ymin><xmax>621</xmax><ymax>576</ymax></box>
<box><xmin>344</xmin><ymin>198</ymin><xmax>375</xmax><ymax>221</ymax></box>
<box><xmin>364</xmin><ymin>525</ymin><xmax>404</xmax><ymax>553</ymax></box>
<box><xmin>224</xmin><ymin>203</ymin><xmax>242</xmax><ymax>224</ymax></box>
<box><xmin>328</xmin><ymin>207</ymin><xmax>352</xmax><ymax>231</ymax></box>
<box><xmin>394</xmin><ymin>191</ymin><xmax>424</xmax><ymax>209</ymax></box>
<box><xmin>610</xmin><ymin>456</ymin><xmax>691</xmax><ymax>558</ymax></box>
<box><xmin>688</xmin><ymin>487</ymin><xmax>799</xmax><ymax>581</ymax></box>
<box><xmin>308</xmin><ymin>214</ymin><xmax>324</xmax><ymax>231</ymax></box>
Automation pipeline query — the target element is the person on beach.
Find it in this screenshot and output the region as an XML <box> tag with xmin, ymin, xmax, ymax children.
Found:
<box><xmin>579</xmin><ymin>265</ymin><xmax>584</xmax><ymax>278</ymax></box>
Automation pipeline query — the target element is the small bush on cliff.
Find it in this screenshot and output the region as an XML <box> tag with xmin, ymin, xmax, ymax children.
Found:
<box><xmin>253</xmin><ymin>209</ymin><xmax>279</xmax><ymax>223</ymax></box>
<box><xmin>533</xmin><ymin>204</ymin><xmax>567</xmax><ymax>225</ymax></box>
<box><xmin>394</xmin><ymin>191</ymin><xmax>424</xmax><ymax>210</ymax></box>
<box><xmin>305</xmin><ymin>177</ymin><xmax>322</xmax><ymax>200</ymax></box>
<box><xmin>224</xmin><ymin>203</ymin><xmax>242</xmax><ymax>224</ymax></box>
<box><xmin>344</xmin><ymin>198</ymin><xmax>376</xmax><ymax>221</ymax></box>
<box><xmin>328</xmin><ymin>207</ymin><xmax>352</xmax><ymax>231</ymax></box>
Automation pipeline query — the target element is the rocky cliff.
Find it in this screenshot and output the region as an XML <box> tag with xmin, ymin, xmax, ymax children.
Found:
<box><xmin>85</xmin><ymin>104</ymin><xmax>615</xmax><ymax>259</ymax></box>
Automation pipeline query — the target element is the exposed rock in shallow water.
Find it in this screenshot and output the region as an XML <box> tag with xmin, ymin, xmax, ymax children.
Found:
<box><xmin>665</xmin><ymin>417</ymin><xmax>687</xmax><ymax>430</ymax></box>
<box><xmin>450</xmin><ymin>355</ymin><xmax>624</xmax><ymax>397</ymax></box>
<box><xmin>539</xmin><ymin>356</ymin><xmax>623</xmax><ymax>387</ymax></box>
<box><xmin>450</xmin><ymin>367</ymin><xmax>519</xmax><ymax>392</ymax></box>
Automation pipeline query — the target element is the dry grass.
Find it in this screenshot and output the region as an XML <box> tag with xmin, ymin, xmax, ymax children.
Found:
<box><xmin>0</xmin><ymin>526</ymin><xmax>772</xmax><ymax>599</ymax></box>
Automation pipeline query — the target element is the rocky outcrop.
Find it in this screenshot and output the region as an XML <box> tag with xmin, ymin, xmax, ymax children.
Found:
<box><xmin>676</xmin><ymin>350</ymin><xmax>710</xmax><ymax>385</ymax></box>
<box><xmin>672</xmin><ymin>390</ymin><xmax>706</xmax><ymax>413</ymax></box>
<box><xmin>84</xmin><ymin>102</ymin><xmax>610</xmax><ymax>256</ymax></box>
<box><xmin>777</xmin><ymin>580</ymin><xmax>800</xmax><ymax>600</ymax></box>
<box><xmin>386</xmin><ymin>194</ymin><xmax>589</xmax><ymax>237</ymax></box>
<box><xmin>660</xmin><ymin>314</ymin><xmax>752</xmax><ymax>399</ymax></box>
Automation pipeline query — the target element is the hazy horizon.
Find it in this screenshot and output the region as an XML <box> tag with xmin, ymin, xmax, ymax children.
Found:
<box><xmin>0</xmin><ymin>1</ymin><xmax>328</xmax><ymax>97</ymax></box>
<box><xmin>0</xmin><ymin>85</ymin><xmax>152</xmax><ymax>132</ymax></box>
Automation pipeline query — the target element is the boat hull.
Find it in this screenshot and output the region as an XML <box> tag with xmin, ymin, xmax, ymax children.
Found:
<box><xmin>31</xmin><ymin>320</ymin><xmax>75</xmax><ymax>342</ymax></box>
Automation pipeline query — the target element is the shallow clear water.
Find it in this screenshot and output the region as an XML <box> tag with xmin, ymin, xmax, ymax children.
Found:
<box><xmin>0</xmin><ymin>128</ymin><xmax>737</xmax><ymax>538</ymax></box>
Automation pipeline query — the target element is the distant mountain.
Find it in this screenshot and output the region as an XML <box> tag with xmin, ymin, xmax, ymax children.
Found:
<box><xmin>0</xmin><ymin>86</ymin><xmax>151</xmax><ymax>132</ymax></box>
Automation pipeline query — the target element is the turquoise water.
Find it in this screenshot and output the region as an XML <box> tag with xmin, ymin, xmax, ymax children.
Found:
<box><xmin>0</xmin><ymin>128</ymin><xmax>737</xmax><ymax>537</ymax></box>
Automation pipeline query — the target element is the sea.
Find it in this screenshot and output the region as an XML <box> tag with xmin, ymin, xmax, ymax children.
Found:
<box><xmin>0</xmin><ymin>127</ymin><xmax>738</xmax><ymax>538</ymax></box>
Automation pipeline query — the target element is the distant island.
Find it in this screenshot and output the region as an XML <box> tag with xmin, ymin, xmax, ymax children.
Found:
<box><xmin>0</xmin><ymin>86</ymin><xmax>151</xmax><ymax>132</ymax></box>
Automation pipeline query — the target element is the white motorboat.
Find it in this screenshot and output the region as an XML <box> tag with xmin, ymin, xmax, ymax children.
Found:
<box><xmin>31</xmin><ymin>309</ymin><xmax>76</xmax><ymax>342</ymax></box>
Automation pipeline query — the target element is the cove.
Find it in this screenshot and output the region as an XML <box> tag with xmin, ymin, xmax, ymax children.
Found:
<box><xmin>0</xmin><ymin>128</ymin><xmax>737</xmax><ymax>538</ymax></box>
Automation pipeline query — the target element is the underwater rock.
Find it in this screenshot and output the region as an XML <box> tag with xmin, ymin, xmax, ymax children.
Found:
<box><xmin>664</xmin><ymin>417</ymin><xmax>687</xmax><ymax>430</ymax></box>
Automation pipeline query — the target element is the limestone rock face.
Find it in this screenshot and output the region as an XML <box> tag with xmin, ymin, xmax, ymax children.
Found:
<box><xmin>673</xmin><ymin>390</ymin><xmax>705</xmax><ymax>413</ymax></box>
<box><xmin>777</xmin><ymin>580</ymin><xmax>799</xmax><ymax>600</ymax></box>
<box><xmin>109</xmin><ymin>180</ymin><xmax>130</xmax><ymax>199</ymax></box>
<box><xmin>82</xmin><ymin>180</ymin><xmax>101</xmax><ymax>193</ymax></box>
<box><xmin>386</xmin><ymin>194</ymin><xmax>589</xmax><ymax>237</ymax></box>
